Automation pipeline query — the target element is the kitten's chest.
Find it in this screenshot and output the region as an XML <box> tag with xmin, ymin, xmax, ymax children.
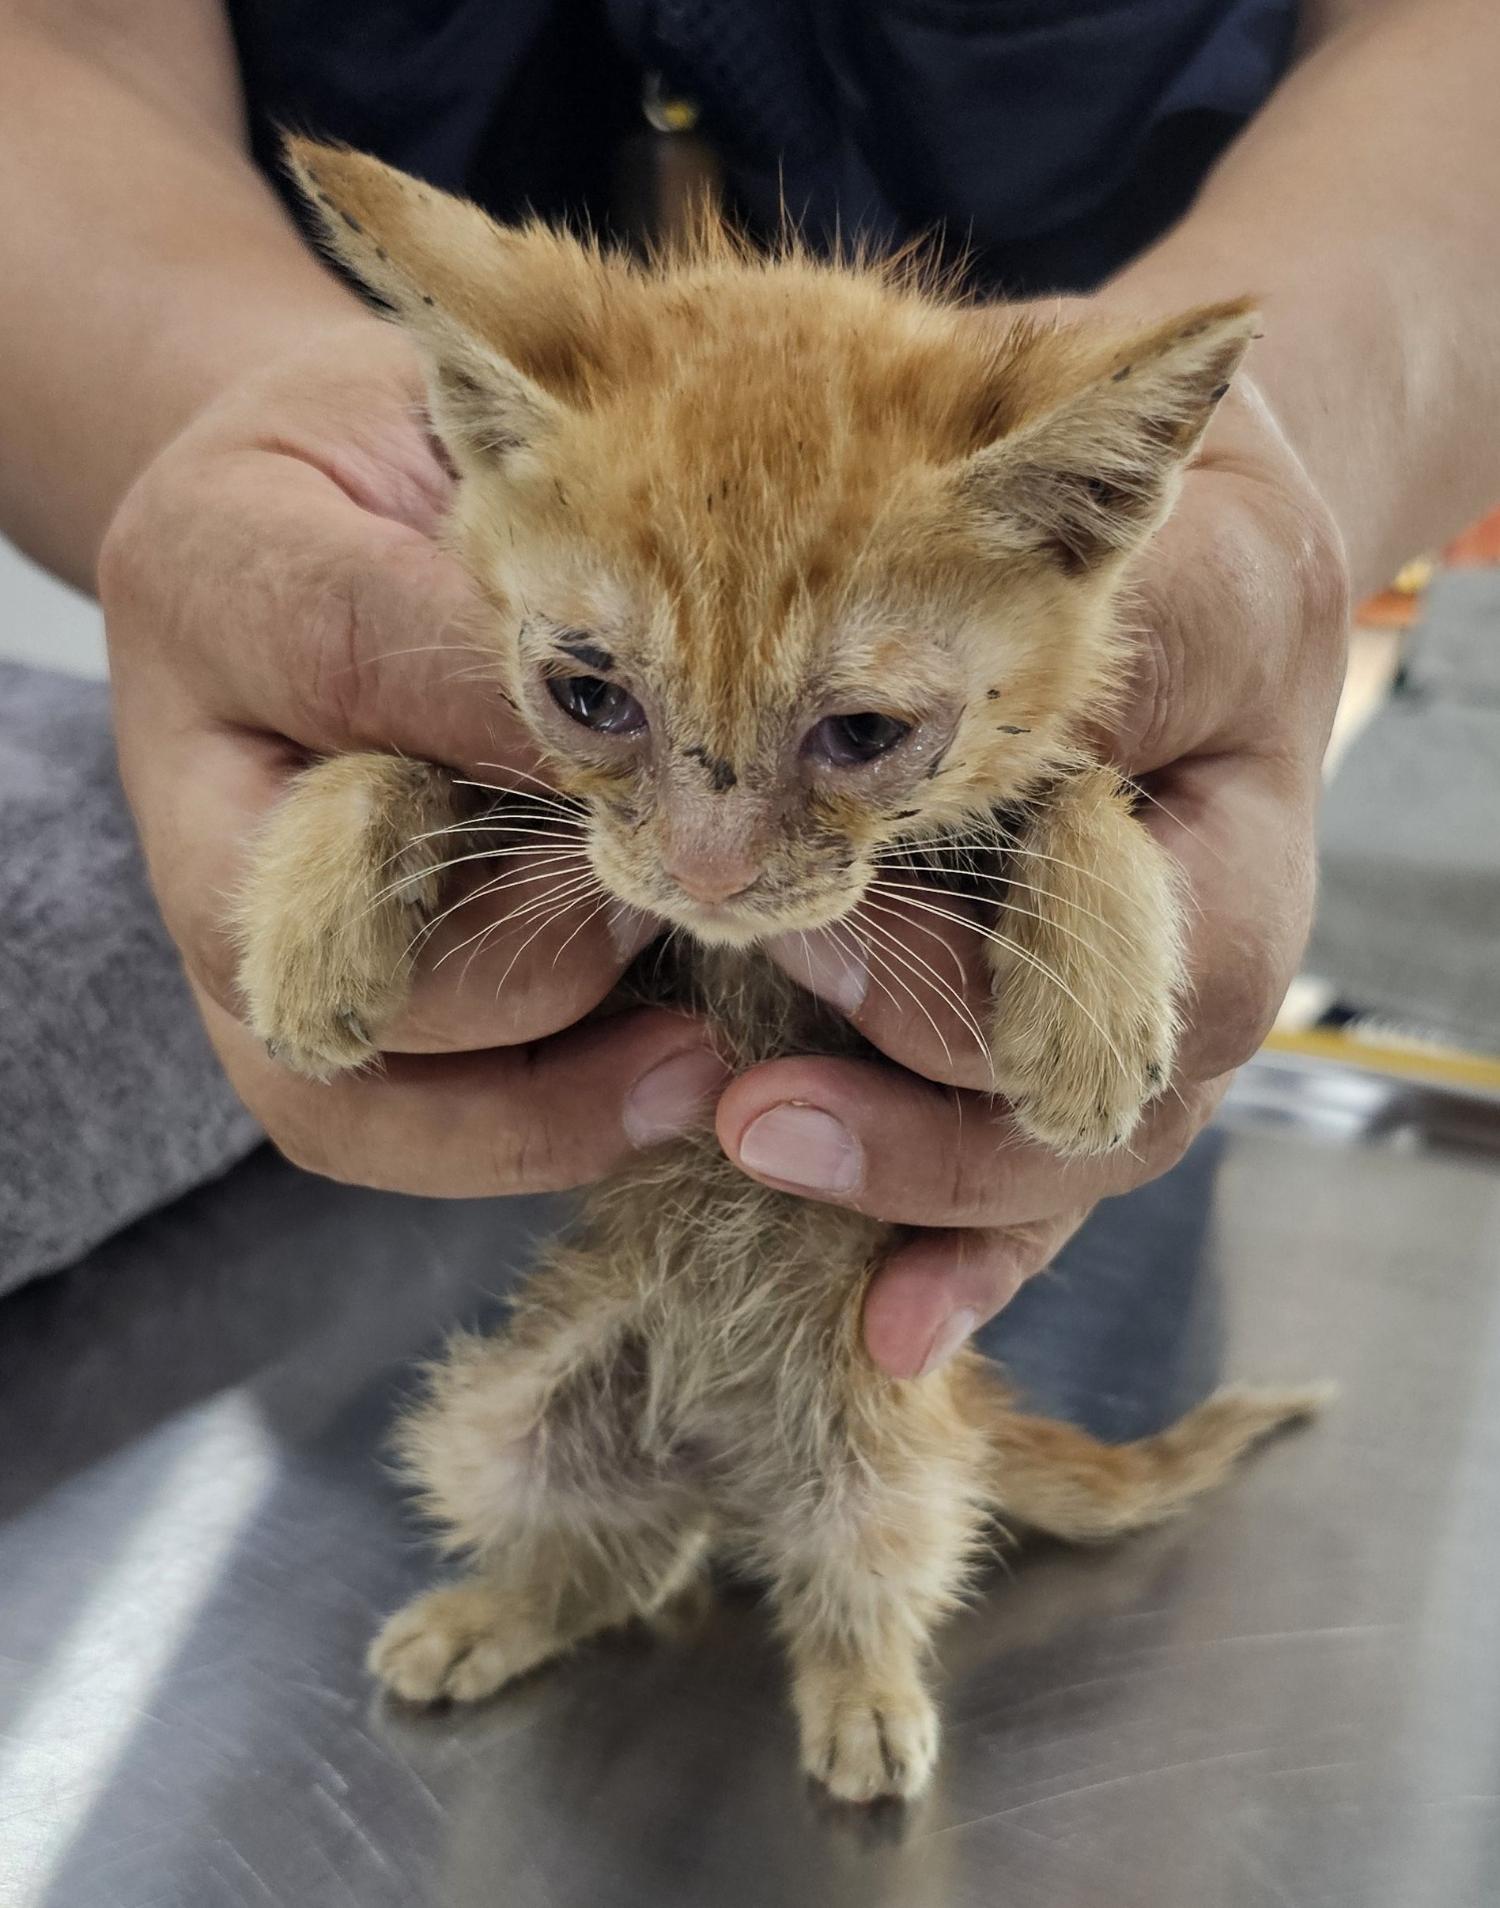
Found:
<box><xmin>623</xmin><ymin>939</ymin><xmax>867</xmax><ymax>1069</ymax></box>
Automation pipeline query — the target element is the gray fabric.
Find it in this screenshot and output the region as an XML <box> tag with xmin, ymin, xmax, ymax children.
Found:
<box><xmin>0</xmin><ymin>661</ymin><xmax>261</xmax><ymax>1293</ymax></box>
<box><xmin>1308</xmin><ymin>570</ymin><xmax>1500</xmax><ymax>1051</ymax></box>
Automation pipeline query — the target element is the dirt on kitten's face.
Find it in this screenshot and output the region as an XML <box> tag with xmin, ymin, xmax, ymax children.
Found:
<box><xmin>287</xmin><ymin>139</ymin><xmax>1255</xmax><ymax>948</ymax></box>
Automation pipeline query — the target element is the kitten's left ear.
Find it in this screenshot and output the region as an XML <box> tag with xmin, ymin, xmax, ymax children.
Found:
<box><xmin>959</xmin><ymin>299</ymin><xmax>1260</xmax><ymax>573</ymax></box>
<box><xmin>284</xmin><ymin>137</ymin><xmax>623</xmax><ymax>472</ymax></box>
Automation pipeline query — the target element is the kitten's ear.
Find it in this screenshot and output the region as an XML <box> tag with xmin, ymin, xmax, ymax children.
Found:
<box><xmin>958</xmin><ymin>300</ymin><xmax>1260</xmax><ymax>573</ymax></box>
<box><xmin>284</xmin><ymin>137</ymin><xmax>618</xmax><ymax>470</ymax></box>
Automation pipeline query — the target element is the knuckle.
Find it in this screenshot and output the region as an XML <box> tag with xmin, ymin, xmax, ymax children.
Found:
<box><xmin>998</xmin><ymin>1203</ymin><xmax>1093</xmax><ymax>1283</ymax></box>
<box><xmin>172</xmin><ymin>878</ymin><xmax>249</xmax><ymax>1018</ymax></box>
<box><xmin>1194</xmin><ymin>845</ymin><xmax>1316</xmax><ymax>1082</ymax></box>
<box><xmin>299</xmin><ymin>555</ymin><xmax>371</xmax><ymax>743</ymax></box>
<box><xmin>238</xmin><ymin>1074</ymin><xmax>342</xmax><ymax>1181</ymax></box>
<box><xmin>1195</xmin><ymin>953</ymin><xmax>1283</xmax><ymax>1078</ymax></box>
<box><xmin>185</xmin><ymin>921</ymin><xmax>245</xmax><ymax>1021</ymax></box>
<box><xmin>948</xmin><ymin>1122</ymin><xmax>1004</xmax><ymax>1225</ymax></box>
<box><xmin>1144</xmin><ymin>1102</ymin><xmax>1198</xmax><ymax>1178</ymax></box>
<box><xmin>1124</xmin><ymin>620</ymin><xmax>1178</xmax><ymax>770</ymax></box>
<box><xmin>486</xmin><ymin>1054</ymin><xmax>572</xmax><ymax>1193</ymax></box>
<box><xmin>96</xmin><ymin>494</ymin><xmax>143</xmax><ymax>622</ymax></box>
<box><xmin>1243</xmin><ymin>465</ymin><xmax>1352</xmax><ymax>702</ymax></box>
<box><xmin>1287</xmin><ymin>491</ymin><xmax>1353</xmax><ymax>649</ymax></box>
<box><xmin>1153</xmin><ymin>1078</ymin><xmax>1225</xmax><ymax>1174</ymax></box>
<box><xmin>301</xmin><ymin>529</ymin><xmax>440</xmax><ymax>747</ymax></box>
<box><xmin>271</xmin><ymin>1115</ymin><xmax>339</xmax><ymax>1182</ymax></box>
<box><xmin>98</xmin><ymin>452</ymin><xmax>191</xmax><ymax>642</ymax></box>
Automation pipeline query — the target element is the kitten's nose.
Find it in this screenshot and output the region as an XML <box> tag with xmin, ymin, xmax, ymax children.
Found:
<box><xmin>663</xmin><ymin>844</ymin><xmax>761</xmax><ymax>906</ymax></box>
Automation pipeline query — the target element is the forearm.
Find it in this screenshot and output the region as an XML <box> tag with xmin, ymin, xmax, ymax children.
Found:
<box><xmin>0</xmin><ymin>2</ymin><xmax>361</xmax><ymax>589</ymax></box>
<box><xmin>1107</xmin><ymin>0</ymin><xmax>1500</xmax><ymax>598</ymax></box>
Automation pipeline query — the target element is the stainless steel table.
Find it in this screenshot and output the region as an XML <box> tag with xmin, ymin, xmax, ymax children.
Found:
<box><xmin>3</xmin><ymin>1056</ymin><xmax>1498</xmax><ymax>1907</ymax></box>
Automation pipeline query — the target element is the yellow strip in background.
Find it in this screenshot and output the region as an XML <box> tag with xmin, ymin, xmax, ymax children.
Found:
<box><xmin>1263</xmin><ymin>1027</ymin><xmax>1500</xmax><ymax>1097</ymax></box>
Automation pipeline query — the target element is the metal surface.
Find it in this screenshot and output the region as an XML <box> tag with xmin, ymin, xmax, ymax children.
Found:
<box><xmin>3</xmin><ymin>1056</ymin><xmax>1499</xmax><ymax>1906</ymax></box>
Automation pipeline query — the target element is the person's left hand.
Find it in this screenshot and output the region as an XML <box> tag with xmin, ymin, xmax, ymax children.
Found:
<box><xmin>713</xmin><ymin>379</ymin><xmax>1349</xmax><ymax>1378</ymax></box>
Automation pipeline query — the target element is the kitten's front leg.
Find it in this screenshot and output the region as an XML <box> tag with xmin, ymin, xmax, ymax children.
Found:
<box><xmin>235</xmin><ymin>752</ymin><xmax>458</xmax><ymax>1078</ymax></box>
<box><xmin>985</xmin><ymin>765</ymin><xmax>1184</xmax><ymax>1155</ymax></box>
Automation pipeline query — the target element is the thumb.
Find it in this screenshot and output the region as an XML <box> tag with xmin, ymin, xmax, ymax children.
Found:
<box><xmin>863</xmin><ymin>1209</ymin><xmax>1092</xmax><ymax>1379</ymax></box>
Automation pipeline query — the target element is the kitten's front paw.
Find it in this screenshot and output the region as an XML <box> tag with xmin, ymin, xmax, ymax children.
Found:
<box><xmin>799</xmin><ymin>1681</ymin><xmax>939</xmax><ymax>1805</ymax></box>
<box><xmin>369</xmin><ymin>1584</ymin><xmax>526</xmax><ymax>1705</ymax></box>
<box><xmin>235</xmin><ymin>754</ymin><xmax>452</xmax><ymax>1080</ymax></box>
<box><xmin>982</xmin><ymin>764</ymin><xmax>1185</xmax><ymax>1156</ymax></box>
<box><xmin>997</xmin><ymin>1001</ymin><xmax>1176</xmax><ymax>1157</ymax></box>
<box><xmin>238</xmin><ymin>929</ymin><xmax>404</xmax><ymax>1082</ymax></box>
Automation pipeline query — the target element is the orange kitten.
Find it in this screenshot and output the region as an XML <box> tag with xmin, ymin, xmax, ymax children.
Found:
<box><xmin>234</xmin><ymin>140</ymin><xmax>1326</xmax><ymax>1806</ymax></box>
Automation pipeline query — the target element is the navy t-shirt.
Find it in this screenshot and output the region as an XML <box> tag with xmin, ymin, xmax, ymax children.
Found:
<box><xmin>226</xmin><ymin>0</ymin><xmax>1298</xmax><ymax>294</ymax></box>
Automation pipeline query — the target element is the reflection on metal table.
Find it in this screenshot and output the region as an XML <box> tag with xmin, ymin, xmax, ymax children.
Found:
<box><xmin>2</xmin><ymin>1054</ymin><xmax>1498</xmax><ymax>1907</ymax></box>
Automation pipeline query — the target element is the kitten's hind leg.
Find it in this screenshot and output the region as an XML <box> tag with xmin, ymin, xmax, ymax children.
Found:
<box><xmin>761</xmin><ymin>1397</ymin><xmax>991</xmax><ymax>1805</ymax></box>
<box><xmin>985</xmin><ymin>764</ymin><xmax>1184</xmax><ymax>1155</ymax></box>
<box><xmin>982</xmin><ymin>1379</ymin><xmax>1334</xmax><ymax>1542</ymax></box>
<box><xmin>370</xmin><ymin>1522</ymin><xmax>711</xmax><ymax>1704</ymax></box>
<box><xmin>371</xmin><ymin>1314</ymin><xmax>709</xmax><ymax>1706</ymax></box>
<box><xmin>235</xmin><ymin>752</ymin><xmax>458</xmax><ymax>1077</ymax></box>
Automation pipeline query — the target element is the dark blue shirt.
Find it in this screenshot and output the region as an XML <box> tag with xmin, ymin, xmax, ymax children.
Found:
<box><xmin>227</xmin><ymin>0</ymin><xmax>1298</xmax><ymax>293</ymax></box>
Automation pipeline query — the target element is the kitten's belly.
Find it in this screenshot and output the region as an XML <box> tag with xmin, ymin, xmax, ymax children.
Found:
<box><xmin>572</xmin><ymin>936</ymin><xmax>887</xmax><ymax>1455</ymax></box>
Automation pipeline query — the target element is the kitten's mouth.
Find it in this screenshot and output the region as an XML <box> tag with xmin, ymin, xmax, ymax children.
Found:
<box><xmin>591</xmin><ymin>839</ymin><xmax>864</xmax><ymax>949</ymax></box>
<box><xmin>660</xmin><ymin>887</ymin><xmax>862</xmax><ymax>951</ymax></box>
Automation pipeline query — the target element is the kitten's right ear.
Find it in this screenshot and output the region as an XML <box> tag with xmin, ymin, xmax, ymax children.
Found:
<box><xmin>283</xmin><ymin>137</ymin><xmax>614</xmax><ymax>470</ymax></box>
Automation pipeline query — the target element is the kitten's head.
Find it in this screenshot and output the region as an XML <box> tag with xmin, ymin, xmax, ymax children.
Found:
<box><xmin>289</xmin><ymin>140</ymin><xmax>1256</xmax><ymax>947</ymax></box>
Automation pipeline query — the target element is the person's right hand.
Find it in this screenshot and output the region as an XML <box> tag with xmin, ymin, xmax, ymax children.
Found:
<box><xmin>100</xmin><ymin>320</ymin><xmax>728</xmax><ymax>1194</ymax></box>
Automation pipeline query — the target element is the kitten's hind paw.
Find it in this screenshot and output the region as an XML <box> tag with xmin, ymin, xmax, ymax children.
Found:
<box><xmin>799</xmin><ymin>1681</ymin><xmax>939</xmax><ymax>1805</ymax></box>
<box><xmin>369</xmin><ymin>1583</ymin><xmax>538</xmax><ymax>1705</ymax></box>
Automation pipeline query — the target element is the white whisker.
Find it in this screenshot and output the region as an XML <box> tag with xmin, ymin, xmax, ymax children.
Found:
<box><xmin>855</xmin><ymin>902</ymin><xmax>992</xmax><ymax>1073</ymax></box>
<box><xmin>402</xmin><ymin>858</ymin><xmax>589</xmax><ymax>961</ymax></box>
<box><xmin>871</xmin><ymin>875</ymin><xmax>1139</xmax><ymax>989</ymax></box>
<box><xmin>865</xmin><ymin>885</ymin><xmax>1132</xmax><ymax>1081</ymax></box>
<box><xmin>873</xmin><ymin>857</ymin><xmax>1134</xmax><ymax>944</ymax></box>
<box><xmin>365</xmin><ymin>841</ymin><xmax>591</xmax><ymax>921</ymax></box>
<box><xmin>449</xmin><ymin>869</ymin><xmax>605</xmax><ymax>988</ymax></box>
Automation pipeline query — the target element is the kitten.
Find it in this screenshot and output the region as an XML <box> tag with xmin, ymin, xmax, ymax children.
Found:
<box><xmin>237</xmin><ymin>139</ymin><xmax>1326</xmax><ymax>1805</ymax></box>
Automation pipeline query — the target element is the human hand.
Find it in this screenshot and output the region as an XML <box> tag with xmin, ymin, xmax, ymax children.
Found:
<box><xmin>100</xmin><ymin>321</ymin><xmax>727</xmax><ymax>1194</ymax></box>
<box><xmin>716</xmin><ymin>377</ymin><xmax>1350</xmax><ymax>1376</ymax></box>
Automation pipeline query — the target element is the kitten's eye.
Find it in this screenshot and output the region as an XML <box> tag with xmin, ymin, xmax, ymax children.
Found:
<box><xmin>807</xmin><ymin>712</ymin><xmax>912</xmax><ymax>767</ymax></box>
<box><xmin>547</xmin><ymin>674</ymin><xmax>647</xmax><ymax>736</ymax></box>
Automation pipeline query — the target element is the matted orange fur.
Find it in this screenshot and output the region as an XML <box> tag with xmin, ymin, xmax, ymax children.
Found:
<box><xmin>234</xmin><ymin>139</ymin><xmax>1328</xmax><ymax>1806</ymax></box>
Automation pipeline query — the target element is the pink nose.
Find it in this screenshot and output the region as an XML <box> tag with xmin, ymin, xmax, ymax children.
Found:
<box><xmin>663</xmin><ymin>846</ymin><xmax>760</xmax><ymax>906</ymax></box>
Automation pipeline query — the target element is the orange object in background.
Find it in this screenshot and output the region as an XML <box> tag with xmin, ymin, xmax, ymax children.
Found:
<box><xmin>1356</xmin><ymin>504</ymin><xmax>1500</xmax><ymax>629</ymax></box>
<box><xmin>1443</xmin><ymin>503</ymin><xmax>1500</xmax><ymax>569</ymax></box>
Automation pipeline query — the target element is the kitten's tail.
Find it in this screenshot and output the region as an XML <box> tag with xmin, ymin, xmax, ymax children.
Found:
<box><xmin>977</xmin><ymin>1380</ymin><xmax>1334</xmax><ymax>1542</ymax></box>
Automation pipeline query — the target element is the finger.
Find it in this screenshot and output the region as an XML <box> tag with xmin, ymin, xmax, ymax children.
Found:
<box><xmin>863</xmin><ymin>1210</ymin><xmax>1092</xmax><ymax>1379</ymax></box>
<box><xmin>765</xmin><ymin>889</ymin><xmax>998</xmax><ymax>1091</ymax></box>
<box><xmin>1102</xmin><ymin>420</ymin><xmax>1348</xmax><ymax>773</ymax></box>
<box><xmin>1137</xmin><ymin>749</ymin><xmax>1318</xmax><ymax>1081</ymax></box>
<box><xmin>201</xmin><ymin>987</ymin><xmax>729</xmax><ymax>1197</ymax></box>
<box><xmin>107</xmin><ymin>444</ymin><xmax>530</xmax><ymax>777</ymax></box>
<box><xmin>1105</xmin><ymin>454</ymin><xmax>1271</xmax><ymax>770</ymax></box>
<box><xmin>717</xmin><ymin>1053</ymin><xmax>1229</xmax><ymax>1228</ymax></box>
<box><xmin>388</xmin><ymin>860</ymin><xmax>657</xmax><ymax>1054</ymax></box>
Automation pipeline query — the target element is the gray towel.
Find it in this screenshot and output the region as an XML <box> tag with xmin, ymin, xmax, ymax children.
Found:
<box><xmin>1308</xmin><ymin>570</ymin><xmax>1500</xmax><ymax>1052</ymax></box>
<box><xmin>0</xmin><ymin>662</ymin><xmax>261</xmax><ymax>1293</ymax></box>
